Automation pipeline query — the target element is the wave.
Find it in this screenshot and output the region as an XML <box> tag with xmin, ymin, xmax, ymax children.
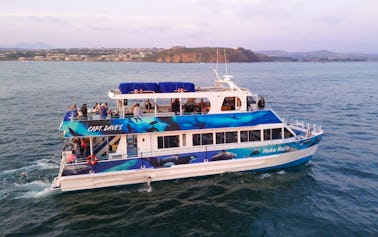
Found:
<box><xmin>138</xmin><ymin>182</ymin><xmax>153</xmax><ymax>193</ymax></box>
<box><xmin>14</xmin><ymin>180</ymin><xmax>54</xmax><ymax>199</ymax></box>
<box><xmin>276</xmin><ymin>170</ymin><xmax>286</xmax><ymax>175</ymax></box>
<box><xmin>258</xmin><ymin>173</ymin><xmax>272</xmax><ymax>180</ymax></box>
<box><xmin>0</xmin><ymin>158</ymin><xmax>59</xmax><ymax>177</ymax></box>
<box><xmin>0</xmin><ymin>158</ymin><xmax>59</xmax><ymax>200</ymax></box>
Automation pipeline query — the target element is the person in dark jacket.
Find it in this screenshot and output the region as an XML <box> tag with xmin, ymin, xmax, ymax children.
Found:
<box><xmin>80</xmin><ymin>104</ymin><xmax>88</xmax><ymax>118</ymax></box>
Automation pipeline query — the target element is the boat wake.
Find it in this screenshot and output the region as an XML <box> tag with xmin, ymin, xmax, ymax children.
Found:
<box><xmin>0</xmin><ymin>158</ymin><xmax>59</xmax><ymax>178</ymax></box>
<box><xmin>14</xmin><ymin>181</ymin><xmax>53</xmax><ymax>199</ymax></box>
<box><xmin>258</xmin><ymin>173</ymin><xmax>272</xmax><ymax>180</ymax></box>
<box><xmin>257</xmin><ymin>170</ymin><xmax>287</xmax><ymax>180</ymax></box>
<box><xmin>0</xmin><ymin>158</ymin><xmax>59</xmax><ymax>200</ymax></box>
<box><xmin>276</xmin><ymin>170</ymin><xmax>287</xmax><ymax>175</ymax></box>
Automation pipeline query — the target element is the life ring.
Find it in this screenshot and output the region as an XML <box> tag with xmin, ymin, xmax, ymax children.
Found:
<box><xmin>86</xmin><ymin>155</ymin><xmax>98</xmax><ymax>165</ymax></box>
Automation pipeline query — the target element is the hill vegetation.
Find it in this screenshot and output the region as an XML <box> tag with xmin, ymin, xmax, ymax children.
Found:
<box><xmin>147</xmin><ymin>47</ymin><xmax>267</xmax><ymax>63</ymax></box>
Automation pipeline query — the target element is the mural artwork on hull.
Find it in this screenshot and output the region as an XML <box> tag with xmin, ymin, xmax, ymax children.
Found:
<box><xmin>60</xmin><ymin>111</ymin><xmax>282</xmax><ymax>138</ymax></box>
<box><xmin>61</xmin><ymin>135</ymin><xmax>322</xmax><ymax>176</ymax></box>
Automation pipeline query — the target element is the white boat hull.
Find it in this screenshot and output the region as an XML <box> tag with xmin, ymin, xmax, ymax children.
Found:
<box><xmin>53</xmin><ymin>145</ymin><xmax>318</xmax><ymax>192</ymax></box>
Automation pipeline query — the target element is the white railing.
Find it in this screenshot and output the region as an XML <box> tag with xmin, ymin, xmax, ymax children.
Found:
<box><xmin>283</xmin><ymin>118</ymin><xmax>323</xmax><ymax>134</ymax></box>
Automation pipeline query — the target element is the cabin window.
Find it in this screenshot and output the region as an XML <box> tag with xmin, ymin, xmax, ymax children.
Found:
<box><xmin>240</xmin><ymin>131</ymin><xmax>248</xmax><ymax>142</ymax></box>
<box><xmin>193</xmin><ymin>133</ymin><xmax>213</xmax><ymax>146</ymax></box>
<box><xmin>284</xmin><ymin>128</ymin><xmax>295</xmax><ymax>138</ymax></box>
<box><xmin>193</xmin><ymin>134</ymin><xmax>201</xmax><ymax>146</ymax></box>
<box><xmin>216</xmin><ymin>131</ymin><xmax>238</xmax><ymax>144</ymax></box>
<box><xmin>264</xmin><ymin>129</ymin><xmax>271</xmax><ymax>140</ymax></box>
<box><xmin>202</xmin><ymin>133</ymin><xmax>213</xmax><ymax>145</ymax></box>
<box><xmin>263</xmin><ymin>128</ymin><xmax>282</xmax><ymax>140</ymax></box>
<box><xmin>221</xmin><ymin>97</ymin><xmax>241</xmax><ymax>111</ymax></box>
<box><xmin>216</xmin><ymin>132</ymin><xmax>225</xmax><ymax>144</ymax></box>
<box><xmin>249</xmin><ymin>130</ymin><xmax>261</xmax><ymax>141</ymax></box>
<box><xmin>226</xmin><ymin>131</ymin><xmax>238</xmax><ymax>143</ymax></box>
<box><xmin>272</xmin><ymin>128</ymin><xmax>282</xmax><ymax>140</ymax></box>
<box><xmin>157</xmin><ymin>135</ymin><xmax>179</xmax><ymax>149</ymax></box>
<box><xmin>241</xmin><ymin>130</ymin><xmax>261</xmax><ymax>142</ymax></box>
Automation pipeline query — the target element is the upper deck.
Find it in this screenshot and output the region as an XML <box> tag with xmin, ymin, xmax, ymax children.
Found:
<box><xmin>107</xmin><ymin>80</ymin><xmax>258</xmax><ymax>118</ymax></box>
<box><xmin>60</xmin><ymin>77</ymin><xmax>269</xmax><ymax>138</ymax></box>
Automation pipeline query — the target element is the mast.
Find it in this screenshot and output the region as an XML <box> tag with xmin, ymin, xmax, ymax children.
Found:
<box><xmin>224</xmin><ymin>48</ymin><xmax>229</xmax><ymax>76</ymax></box>
<box><xmin>213</xmin><ymin>48</ymin><xmax>241</xmax><ymax>91</ymax></box>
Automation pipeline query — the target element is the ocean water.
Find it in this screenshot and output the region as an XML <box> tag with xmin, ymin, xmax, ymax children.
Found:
<box><xmin>0</xmin><ymin>61</ymin><xmax>377</xmax><ymax>236</ymax></box>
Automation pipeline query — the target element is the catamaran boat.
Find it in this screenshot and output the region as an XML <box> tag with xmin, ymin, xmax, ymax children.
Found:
<box><xmin>52</xmin><ymin>69</ymin><xmax>323</xmax><ymax>192</ymax></box>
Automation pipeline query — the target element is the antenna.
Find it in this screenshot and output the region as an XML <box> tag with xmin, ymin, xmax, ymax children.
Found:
<box><xmin>224</xmin><ymin>48</ymin><xmax>229</xmax><ymax>75</ymax></box>
<box><xmin>216</xmin><ymin>48</ymin><xmax>219</xmax><ymax>71</ymax></box>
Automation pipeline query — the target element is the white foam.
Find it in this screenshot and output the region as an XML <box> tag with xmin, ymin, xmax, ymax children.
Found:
<box><xmin>35</xmin><ymin>158</ymin><xmax>59</xmax><ymax>170</ymax></box>
<box><xmin>0</xmin><ymin>167</ymin><xmax>23</xmax><ymax>176</ymax></box>
<box><xmin>0</xmin><ymin>158</ymin><xmax>58</xmax><ymax>178</ymax></box>
<box><xmin>138</xmin><ymin>183</ymin><xmax>153</xmax><ymax>193</ymax></box>
<box><xmin>20</xmin><ymin>187</ymin><xmax>53</xmax><ymax>199</ymax></box>
<box><xmin>14</xmin><ymin>180</ymin><xmax>54</xmax><ymax>199</ymax></box>
<box><xmin>276</xmin><ymin>170</ymin><xmax>286</xmax><ymax>175</ymax></box>
<box><xmin>258</xmin><ymin>173</ymin><xmax>272</xmax><ymax>180</ymax></box>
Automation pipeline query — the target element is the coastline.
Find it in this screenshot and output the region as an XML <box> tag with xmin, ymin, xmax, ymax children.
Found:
<box><xmin>0</xmin><ymin>47</ymin><xmax>373</xmax><ymax>63</ymax></box>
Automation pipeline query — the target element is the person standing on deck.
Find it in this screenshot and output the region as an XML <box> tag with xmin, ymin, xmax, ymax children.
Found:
<box><xmin>132</xmin><ymin>103</ymin><xmax>142</xmax><ymax>119</ymax></box>
<box><xmin>71</xmin><ymin>104</ymin><xmax>78</xmax><ymax>118</ymax></box>
<box><xmin>93</xmin><ymin>102</ymin><xmax>101</xmax><ymax>113</ymax></box>
<box><xmin>80</xmin><ymin>138</ymin><xmax>88</xmax><ymax>157</ymax></box>
<box><xmin>258</xmin><ymin>96</ymin><xmax>265</xmax><ymax>109</ymax></box>
<box><xmin>80</xmin><ymin>104</ymin><xmax>88</xmax><ymax>118</ymax></box>
<box><xmin>100</xmin><ymin>103</ymin><xmax>108</xmax><ymax>119</ymax></box>
<box><xmin>171</xmin><ymin>98</ymin><xmax>180</xmax><ymax>115</ymax></box>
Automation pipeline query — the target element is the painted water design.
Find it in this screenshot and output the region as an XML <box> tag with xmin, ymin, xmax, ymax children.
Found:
<box><xmin>0</xmin><ymin>62</ymin><xmax>377</xmax><ymax>236</ymax></box>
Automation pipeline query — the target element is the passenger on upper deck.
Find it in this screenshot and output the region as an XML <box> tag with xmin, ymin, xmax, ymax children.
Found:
<box><xmin>145</xmin><ymin>99</ymin><xmax>153</xmax><ymax>113</ymax></box>
<box><xmin>172</xmin><ymin>98</ymin><xmax>180</xmax><ymax>115</ymax></box>
<box><xmin>258</xmin><ymin>96</ymin><xmax>265</xmax><ymax>109</ymax></box>
<box><xmin>132</xmin><ymin>103</ymin><xmax>142</xmax><ymax>119</ymax></box>
<box><xmin>71</xmin><ymin>104</ymin><xmax>78</xmax><ymax>118</ymax></box>
<box><xmin>199</xmin><ymin>99</ymin><xmax>207</xmax><ymax>114</ymax></box>
<box><xmin>93</xmin><ymin>102</ymin><xmax>101</xmax><ymax>113</ymax></box>
<box><xmin>184</xmin><ymin>98</ymin><xmax>197</xmax><ymax>113</ymax></box>
<box><xmin>100</xmin><ymin>103</ymin><xmax>108</xmax><ymax>119</ymax></box>
<box><xmin>80</xmin><ymin>104</ymin><xmax>88</xmax><ymax>118</ymax></box>
<box><xmin>105</xmin><ymin>102</ymin><xmax>112</xmax><ymax>116</ymax></box>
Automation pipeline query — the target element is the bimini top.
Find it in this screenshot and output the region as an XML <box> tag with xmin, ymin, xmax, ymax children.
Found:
<box><xmin>119</xmin><ymin>82</ymin><xmax>195</xmax><ymax>94</ymax></box>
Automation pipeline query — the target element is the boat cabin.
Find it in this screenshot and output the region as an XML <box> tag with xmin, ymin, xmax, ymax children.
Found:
<box><xmin>107</xmin><ymin>81</ymin><xmax>260</xmax><ymax>118</ymax></box>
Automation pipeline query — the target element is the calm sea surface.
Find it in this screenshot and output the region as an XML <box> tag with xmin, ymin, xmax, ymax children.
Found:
<box><xmin>0</xmin><ymin>62</ymin><xmax>377</xmax><ymax>236</ymax></box>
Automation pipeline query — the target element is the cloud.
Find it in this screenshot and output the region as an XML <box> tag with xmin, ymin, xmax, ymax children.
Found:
<box><xmin>0</xmin><ymin>1</ymin><xmax>378</xmax><ymax>52</ymax></box>
<box><xmin>87</xmin><ymin>25</ymin><xmax>113</xmax><ymax>32</ymax></box>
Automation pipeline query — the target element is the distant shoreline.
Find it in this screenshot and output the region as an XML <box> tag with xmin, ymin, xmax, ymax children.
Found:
<box><xmin>0</xmin><ymin>47</ymin><xmax>376</xmax><ymax>62</ymax></box>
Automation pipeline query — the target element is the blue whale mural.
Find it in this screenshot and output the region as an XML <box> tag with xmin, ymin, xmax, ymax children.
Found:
<box><xmin>60</xmin><ymin>111</ymin><xmax>282</xmax><ymax>138</ymax></box>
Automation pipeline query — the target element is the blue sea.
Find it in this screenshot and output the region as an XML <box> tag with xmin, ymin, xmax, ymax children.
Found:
<box><xmin>0</xmin><ymin>61</ymin><xmax>377</xmax><ymax>236</ymax></box>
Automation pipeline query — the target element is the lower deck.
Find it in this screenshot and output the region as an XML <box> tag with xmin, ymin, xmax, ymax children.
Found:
<box><xmin>62</xmin><ymin>132</ymin><xmax>321</xmax><ymax>176</ymax></box>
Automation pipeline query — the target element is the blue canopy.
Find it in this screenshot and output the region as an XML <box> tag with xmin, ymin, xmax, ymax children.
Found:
<box><xmin>158</xmin><ymin>82</ymin><xmax>195</xmax><ymax>92</ymax></box>
<box><xmin>119</xmin><ymin>82</ymin><xmax>159</xmax><ymax>94</ymax></box>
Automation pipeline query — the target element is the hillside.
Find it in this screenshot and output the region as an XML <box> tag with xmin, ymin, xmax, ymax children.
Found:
<box><xmin>147</xmin><ymin>47</ymin><xmax>266</xmax><ymax>63</ymax></box>
<box><xmin>2</xmin><ymin>47</ymin><xmax>375</xmax><ymax>62</ymax></box>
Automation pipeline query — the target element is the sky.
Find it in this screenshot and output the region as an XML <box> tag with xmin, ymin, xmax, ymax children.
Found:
<box><xmin>1</xmin><ymin>0</ymin><xmax>378</xmax><ymax>53</ymax></box>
